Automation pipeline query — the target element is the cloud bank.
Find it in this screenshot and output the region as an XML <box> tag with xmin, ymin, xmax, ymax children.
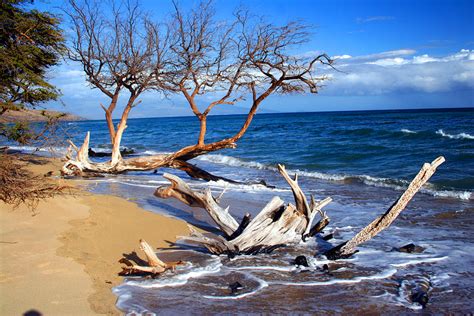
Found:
<box><xmin>322</xmin><ymin>49</ymin><xmax>474</xmax><ymax>95</ymax></box>
<box><xmin>48</xmin><ymin>49</ymin><xmax>474</xmax><ymax>118</ymax></box>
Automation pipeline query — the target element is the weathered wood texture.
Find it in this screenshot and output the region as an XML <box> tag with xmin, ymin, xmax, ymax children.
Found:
<box><xmin>119</xmin><ymin>239</ymin><xmax>183</xmax><ymax>276</ymax></box>
<box><xmin>155</xmin><ymin>157</ymin><xmax>444</xmax><ymax>259</ymax></box>
<box><xmin>155</xmin><ymin>164</ymin><xmax>332</xmax><ymax>255</ymax></box>
<box><xmin>325</xmin><ymin>156</ymin><xmax>445</xmax><ymax>260</ymax></box>
<box><xmin>61</xmin><ymin>132</ymin><xmax>239</xmax><ymax>183</ymax></box>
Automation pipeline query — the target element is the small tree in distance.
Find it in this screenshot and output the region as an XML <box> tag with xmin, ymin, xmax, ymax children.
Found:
<box><xmin>62</xmin><ymin>0</ymin><xmax>333</xmax><ymax>178</ymax></box>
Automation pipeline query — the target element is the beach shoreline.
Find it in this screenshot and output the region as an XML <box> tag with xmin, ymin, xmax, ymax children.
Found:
<box><xmin>0</xmin><ymin>156</ymin><xmax>191</xmax><ymax>315</ymax></box>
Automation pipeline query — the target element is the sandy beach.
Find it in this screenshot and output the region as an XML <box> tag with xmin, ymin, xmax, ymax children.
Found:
<box><xmin>0</xmin><ymin>157</ymin><xmax>191</xmax><ymax>315</ymax></box>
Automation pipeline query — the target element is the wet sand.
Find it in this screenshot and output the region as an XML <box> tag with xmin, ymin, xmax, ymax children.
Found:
<box><xmin>0</xmin><ymin>156</ymin><xmax>191</xmax><ymax>315</ymax></box>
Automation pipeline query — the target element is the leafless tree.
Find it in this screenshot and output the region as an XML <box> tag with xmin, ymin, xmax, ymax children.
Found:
<box><xmin>62</xmin><ymin>0</ymin><xmax>333</xmax><ymax>178</ymax></box>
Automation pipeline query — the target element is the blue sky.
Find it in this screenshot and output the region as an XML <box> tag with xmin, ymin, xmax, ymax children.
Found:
<box><xmin>34</xmin><ymin>0</ymin><xmax>474</xmax><ymax>118</ymax></box>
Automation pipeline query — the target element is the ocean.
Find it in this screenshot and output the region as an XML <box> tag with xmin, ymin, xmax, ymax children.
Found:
<box><xmin>6</xmin><ymin>108</ymin><xmax>474</xmax><ymax>313</ymax></box>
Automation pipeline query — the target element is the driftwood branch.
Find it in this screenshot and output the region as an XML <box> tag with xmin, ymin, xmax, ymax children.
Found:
<box><xmin>119</xmin><ymin>239</ymin><xmax>183</xmax><ymax>276</ymax></box>
<box><xmin>155</xmin><ymin>173</ymin><xmax>239</xmax><ymax>237</ymax></box>
<box><xmin>325</xmin><ymin>156</ymin><xmax>445</xmax><ymax>260</ymax></box>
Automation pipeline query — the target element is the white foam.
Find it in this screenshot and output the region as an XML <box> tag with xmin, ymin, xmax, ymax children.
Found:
<box><xmin>202</xmin><ymin>273</ymin><xmax>268</xmax><ymax>300</ymax></box>
<box><xmin>206</xmin><ymin>179</ymin><xmax>290</xmax><ymax>193</ymax></box>
<box><xmin>390</xmin><ymin>256</ymin><xmax>448</xmax><ymax>268</ymax></box>
<box><xmin>436</xmin><ymin>129</ymin><xmax>474</xmax><ymax>140</ymax></box>
<box><xmin>196</xmin><ymin>154</ymin><xmax>269</xmax><ymax>170</ymax></box>
<box><xmin>5</xmin><ymin>145</ymin><xmax>67</xmax><ymax>154</ymax></box>
<box><xmin>140</xmin><ymin>150</ymin><xmax>171</xmax><ymax>155</ymax></box>
<box><xmin>271</xmin><ymin>268</ymin><xmax>397</xmax><ymax>286</ymax></box>
<box><xmin>127</xmin><ymin>259</ymin><xmax>222</xmax><ymax>289</ymax></box>
<box><xmin>401</xmin><ymin>129</ymin><xmax>417</xmax><ymax>134</ymax></box>
<box><xmin>229</xmin><ymin>265</ymin><xmax>297</xmax><ymax>272</ymax></box>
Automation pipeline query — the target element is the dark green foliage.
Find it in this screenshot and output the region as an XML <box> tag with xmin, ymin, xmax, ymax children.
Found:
<box><xmin>0</xmin><ymin>0</ymin><xmax>65</xmax><ymax>142</ymax></box>
<box><xmin>0</xmin><ymin>122</ymin><xmax>33</xmax><ymax>144</ymax></box>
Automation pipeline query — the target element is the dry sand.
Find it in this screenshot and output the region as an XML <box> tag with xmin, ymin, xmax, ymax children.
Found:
<box><xmin>0</xmin><ymin>156</ymin><xmax>191</xmax><ymax>315</ymax></box>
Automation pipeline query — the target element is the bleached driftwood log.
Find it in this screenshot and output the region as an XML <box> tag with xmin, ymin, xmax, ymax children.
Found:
<box><xmin>154</xmin><ymin>164</ymin><xmax>332</xmax><ymax>255</ymax></box>
<box><xmin>324</xmin><ymin>156</ymin><xmax>445</xmax><ymax>260</ymax></box>
<box><xmin>119</xmin><ymin>239</ymin><xmax>183</xmax><ymax>276</ymax></box>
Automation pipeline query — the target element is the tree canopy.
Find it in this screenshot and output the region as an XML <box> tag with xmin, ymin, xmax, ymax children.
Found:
<box><xmin>0</xmin><ymin>0</ymin><xmax>65</xmax><ymax>113</ymax></box>
<box><xmin>0</xmin><ymin>0</ymin><xmax>65</xmax><ymax>143</ymax></box>
<box><xmin>62</xmin><ymin>0</ymin><xmax>333</xmax><ymax>176</ymax></box>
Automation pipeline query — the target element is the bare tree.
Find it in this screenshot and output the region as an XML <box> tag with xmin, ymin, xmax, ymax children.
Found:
<box><xmin>62</xmin><ymin>0</ymin><xmax>333</xmax><ymax>177</ymax></box>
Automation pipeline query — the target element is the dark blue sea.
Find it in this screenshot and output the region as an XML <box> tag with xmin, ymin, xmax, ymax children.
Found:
<box><xmin>5</xmin><ymin>108</ymin><xmax>474</xmax><ymax>313</ymax></box>
<box><xmin>60</xmin><ymin>108</ymin><xmax>473</xmax><ymax>196</ymax></box>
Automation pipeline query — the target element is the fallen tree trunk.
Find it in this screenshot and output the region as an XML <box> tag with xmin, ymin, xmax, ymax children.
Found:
<box><xmin>154</xmin><ymin>164</ymin><xmax>332</xmax><ymax>255</ymax></box>
<box><xmin>61</xmin><ymin>132</ymin><xmax>272</xmax><ymax>188</ymax></box>
<box><xmin>119</xmin><ymin>239</ymin><xmax>183</xmax><ymax>277</ymax></box>
<box><xmin>154</xmin><ymin>157</ymin><xmax>444</xmax><ymax>259</ymax></box>
<box><xmin>61</xmin><ymin>132</ymin><xmax>238</xmax><ymax>183</ymax></box>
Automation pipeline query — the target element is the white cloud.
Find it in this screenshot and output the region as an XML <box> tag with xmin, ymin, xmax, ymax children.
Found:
<box><xmin>356</xmin><ymin>16</ymin><xmax>395</xmax><ymax>24</ymax></box>
<box><xmin>354</xmin><ymin>49</ymin><xmax>416</xmax><ymax>61</ymax></box>
<box><xmin>367</xmin><ymin>57</ymin><xmax>408</xmax><ymax>66</ymax></box>
<box><xmin>321</xmin><ymin>49</ymin><xmax>474</xmax><ymax>95</ymax></box>
<box><xmin>332</xmin><ymin>54</ymin><xmax>352</xmax><ymax>60</ymax></box>
<box><xmin>412</xmin><ymin>54</ymin><xmax>438</xmax><ymax>64</ymax></box>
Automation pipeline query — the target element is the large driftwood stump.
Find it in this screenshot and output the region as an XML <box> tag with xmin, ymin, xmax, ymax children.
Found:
<box><xmin>155</xmin><ymin>157</ymin><xmax>445</xmax><ymax>259</ymax></box>
<box><xmin>155</xmin><ymin>164</ymin><xmax>332</xmax><ymax>255</ymax></box>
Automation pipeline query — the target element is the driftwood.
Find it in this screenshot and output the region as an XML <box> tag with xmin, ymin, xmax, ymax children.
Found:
<box><xmin>119</xmin><ymin>239</ymin><xmax>183</xmax><ymax>277</ymax></box>
<box><xmin>62</xmin><ymin>133</ymin><xmax>275</xmax><ymax>189</ymax></box>
<box><xmin>325</xmin><ymin>156</ymin><xmax>445</xmax><ymax>259</ymax></box>
<box><xmin>155</xmin><ymin>164</ymin><xmax>332</xmax><ymax>255</ymax></box>
<box><xmin>155</xmin><ymin>157</ymin><xmax>444</xmax><ymax>258</ymax></box>
<box><xmin>61</xmin><ymin>132</ymin><xmax>237</xmax><ymax>183</ymax></box>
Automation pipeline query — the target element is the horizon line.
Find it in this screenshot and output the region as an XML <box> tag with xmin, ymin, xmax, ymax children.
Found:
<box><xmin>79</xmin><ymin>106</ymin><xmax>474</xmax><ymax>121</ymax></box>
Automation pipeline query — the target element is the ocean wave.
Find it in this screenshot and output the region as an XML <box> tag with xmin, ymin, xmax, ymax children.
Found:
<box><xmin>196</xmin><ymin>154</ymin><xmax>270</xmax><ymax>170</ymax></box>
<box><xmin>196</xmin><ymin>154</ymin><xmax>472</xmax><ymax>200</ymax></box>
<box><xmin>436</xmin><ymin>129</ymin><xmax>474</xmax><ymax>140</ymax></box>
<box><xmin>401</xmin><ymin>129</ymin><xmax>417</xmax><ymax>134</ymax></box>
<box><xmin>271</xmin><ymin>268</ymin><xmax>398</xmax><ymax>287</ymax></box>
<box><xmin>4</xmin><ymin>145</ymin><xmax>67</xmax><ymax>153</ymax></box>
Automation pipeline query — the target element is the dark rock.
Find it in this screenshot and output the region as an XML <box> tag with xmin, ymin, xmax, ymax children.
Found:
<box><xmin>255</xmin><ymin>179</ymin><xmax>275</xmax><ymax>189</ymax></box>
<box><xmin>322</xmin><ymin>233</ymin><xmax>334</xmax><ymax>241</ymax></box>
<box><xmin>324</xmin><ymin>242</ymin><xmax>358</xmax><ymax>260</ymax></box>
<box><xmin>410</xmin><ymin>277</ymin><xmax>431</xmax><ymax>308</ymax></box>
<box><xmin>88</xmin><ymin>148</ymin><xmax>135</xmax><ymax>157</ymax></box>
<box><xmin>43</xmin><ymin>171</ymin><xmax>53</xmax><ymax>177</ymax></box>
<box><xmin>294</xmin><ymin>255</ymin><xmax>309</xmax><ymax>267</ymax></box>
<box><xmin>395</xmin><ymin>243</ymin><xmax>425</xmax><ymax>253</ymax></box>
<box><xmin>411</xmin><ymin>290</ymin><xmax>429</xmax><ymax>308</ymax></box>
<box><xmin>229</xmin><ymin>281</ymin><xmax>243</xmax><ymax>294</ymax></box>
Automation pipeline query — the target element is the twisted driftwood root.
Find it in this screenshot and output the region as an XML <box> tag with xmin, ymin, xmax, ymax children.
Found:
<box><xmin>325</xmin><ymin>156</ymin><xmax>445</xmax><ymax>260</ymax></box>
<box><xmin>154</xmin><ymin>164</ymin><xmax>332</xmax><ymax>255</ymax></box>
<box><xmin>119</xmin><ymin>239</ymin><xmax>183</xmax><ymax>277</ymax></box>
